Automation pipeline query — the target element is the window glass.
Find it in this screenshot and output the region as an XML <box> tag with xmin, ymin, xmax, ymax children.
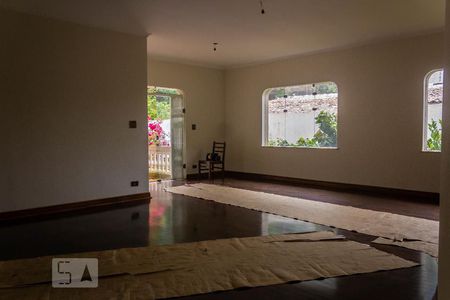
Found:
<box><xmin>263</xmin><ymin>82</ymin><xmax>338</xmax><ymax>148</ymax></box>
<box><xmin>423</xmin><ymin>70</ymin><xmax>443</xmax><ymax>152</ymax></box>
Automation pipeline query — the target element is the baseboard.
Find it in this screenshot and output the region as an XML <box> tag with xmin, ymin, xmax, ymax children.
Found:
<box><xmin>187</xmin><ymin>173</ymin><xmax>207</xmax><ymax>180</ymax></box>
<box><xmin>225</xmin><ymin>171</ymin><xmax>439</xmax><ymax>203</ymax></box>
<box><xmin>187</xmin><ymin>172</ymin><xmax>224</xmax><ymax>180</ymax></box>
<box><xmin>0</xmin><ymin>193</ymin><xmax>151</xmax><ymax>223</ymax></box>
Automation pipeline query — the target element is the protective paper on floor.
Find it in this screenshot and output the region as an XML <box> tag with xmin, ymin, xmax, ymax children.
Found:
<box><xmin>166</xmin><ymin>183</ymin><xmax>439</xmax><ymax>255</ymax></box>
<box><xmin>372</xmin><ymin>237</ymin><xmax>438</xmax><ymax>257</ymax></box>
<box><xmin>0</xmin><ymin>232</ymin><xmax>417</xmax><ymax>299</ymax></box>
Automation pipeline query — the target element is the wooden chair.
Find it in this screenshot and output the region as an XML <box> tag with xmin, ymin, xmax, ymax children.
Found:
<box><xmin>198</xmin><ymin>141</ymin><xmax>226</xmax><ymax>180</ymax></box>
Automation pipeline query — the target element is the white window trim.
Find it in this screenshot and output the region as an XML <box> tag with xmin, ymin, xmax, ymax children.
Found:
<box><xmin>422</xmin><ymin>69</ymin><xmax>443</xmax><ymax>153</ymax></box>
<box><xmin>261</xmin><ymin>88</ymin><xmax>270</xmax><ymax>147</ymax></box>
<box><xmin>261</xmin><ymin>82</ymin><xmax>339</xmax><ymax>150</ymax></box>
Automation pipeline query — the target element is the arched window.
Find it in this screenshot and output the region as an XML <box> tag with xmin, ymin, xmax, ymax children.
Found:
<box><xmin>262</xmin><ymin>82</ymin><xmax>338</xmax><ymax>148</ymax></box>
<box><xmin>423</xmin><ymin>69</ymin><xmax>444</xmax><ymax>152</ymax></box>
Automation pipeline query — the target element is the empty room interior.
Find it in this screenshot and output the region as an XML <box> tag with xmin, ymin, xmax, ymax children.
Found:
<box><xmin>2</xmin><ymin>0</ymin><xmax>450</xmax><ymax>299</ymax></box>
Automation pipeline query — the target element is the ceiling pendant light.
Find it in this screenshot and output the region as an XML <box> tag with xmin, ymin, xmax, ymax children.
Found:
<box><xmin>259</xmin><ymin>0</ymin><xmax>265</xmax><ymax>14</ymax></box>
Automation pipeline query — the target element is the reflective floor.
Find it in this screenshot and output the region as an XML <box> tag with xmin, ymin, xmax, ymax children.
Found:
<box><xmin>0</xmin><ymin>179</ymin><xmax>439</xmax><ymax>299</ymax></box>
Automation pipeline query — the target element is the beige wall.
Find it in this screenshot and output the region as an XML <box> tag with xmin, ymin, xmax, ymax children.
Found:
<box><xmin>439</xmin><ymin>0</ymin><xmax>450</xmax><ymax>296</ymax></box>
<box><xmin>1</xmin><ymin>7</ymin><xmax>443</xmax><ymax>216</ymax></box>
<box><xmin>147</xmin><ymin>59</ymin><xmax>225</xmax><ymax>175</ymax></box>
<box><xmin>0</xmin><ymin>9</ymin><xmax>148</xmax><ymax>212</ymax></box>
<box><xmin>225</xmin><ymin>33</ymin><xmax>444</xmax><ymax>193</ymax></box>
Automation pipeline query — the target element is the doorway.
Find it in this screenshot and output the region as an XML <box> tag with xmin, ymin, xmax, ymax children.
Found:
<box><xmin>147</xmin><ymin>86</ymin><xmax>185</xmax><ymax>181</ymax></box>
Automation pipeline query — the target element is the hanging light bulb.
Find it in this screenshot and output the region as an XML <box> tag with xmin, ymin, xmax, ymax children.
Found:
<box><xmin>259</xmin><ymin>0</ymin><xmax>265</xmax><ymax>14</ymax></box>
<box><xmin>213</xmin><ymin>42</ymin><xmax>218</xmax><ymax>51</ymax></box>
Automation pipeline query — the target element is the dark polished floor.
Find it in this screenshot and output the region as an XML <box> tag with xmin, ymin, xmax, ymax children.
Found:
<box><xmin>0</xmin><ymin>178</ymin><xmax>439</xmax><ymax>299</ymax></box>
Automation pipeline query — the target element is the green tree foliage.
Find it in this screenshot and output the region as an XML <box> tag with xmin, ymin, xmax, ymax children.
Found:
<box><xmin>148</xmin><ymin>86</ymin><xmax>181</xmax><ymax>96</ymax></box>
<box><xmin>297</xmin><ymin>111</ymin><xmax>337</xmax><ymax>148</ymax></box>
<box><xmin>314</xmin><ymin>111</ymin><xmax>337</xmax><ymax>146</ymax></box>
<box><xmin>427</xmin><ymin>119</ymin><xmax>442</xmax><ymax>151</ymax></box>
<box><xmin>147</xmin><ymin>87</ymin><xmax>178</xmax><ymax>120</ymax></box>
<box><xmin>268</xmin><ymin>111</ymin><xmax>338</xmax><ymax>148</ymax></box>
<box><xmin>316</xmin><ymin>82</ymin><xmax>337</xmax><ymax>94</ymax></box>
<box><xmin>267</xmin><ymin>138</ymin><xmax>291</xmax><ymax>147</ymax></box>
<box><xmin>147</xmin><ymin>92</ymin><xmax>171</xmax><ymax>120</ymax></box>
<box><xmin>296</xmin><ymin>137</ymin><xmax>319</xmax><ymax>147</ymax></box>
<box><xmin>268</xmin><ymin>88</ymin><xmax>286</xmax><ymax>100</ymax></box>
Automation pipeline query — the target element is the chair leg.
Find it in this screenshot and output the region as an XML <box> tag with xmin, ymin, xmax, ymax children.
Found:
<box><xmin>208</xmin><ymin>163</ymin><xmax>212</xmax><ymax>180</ymax></box>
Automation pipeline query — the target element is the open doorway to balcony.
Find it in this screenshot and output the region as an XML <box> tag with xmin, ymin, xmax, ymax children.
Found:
<box><xmin>148</xmin><ymin>86</ymin><xmax>185</xmax><ymax>182</ymax></box>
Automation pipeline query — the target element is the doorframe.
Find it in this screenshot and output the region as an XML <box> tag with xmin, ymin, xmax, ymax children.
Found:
<box><xmin>148</xmin><ymin>87</ymin><xmax>186</xmax><ymax>180</ymax></box>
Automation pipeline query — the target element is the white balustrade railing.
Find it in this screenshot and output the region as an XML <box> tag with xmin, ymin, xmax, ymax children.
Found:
<box><xmin>149</xmin><ymin>146</ymin><xmax>171</xmax><ymax>175</ymax></box>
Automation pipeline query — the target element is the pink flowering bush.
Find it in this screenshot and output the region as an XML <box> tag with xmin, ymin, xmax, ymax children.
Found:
<box><xmin>148</xmin><ymin>116</ymin><xmax>170</xmax><ymax>146</ymax></box>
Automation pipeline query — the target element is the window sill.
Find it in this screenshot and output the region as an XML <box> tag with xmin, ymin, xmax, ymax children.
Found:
<box><xmin>261</xmin><ymin>145</ymin><xmax>339</xmax><ymax>150</ymax></box>
<box><xmin>422</xmin><ymin>150</ymin><xmax>441</xmax><ymax>153</ymax></box>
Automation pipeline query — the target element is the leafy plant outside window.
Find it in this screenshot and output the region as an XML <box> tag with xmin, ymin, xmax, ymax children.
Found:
<box><xmin>268</xmin><ymin>111</ymin><xmax>337</xmax><ymax>148</ymax></box>
<box><xmin>147</xmin><ymin>87</ymin><xmax>172</xmax><ymax>146</ymax></box>
<box><xmin>427</xmin><ymin>119</ymin><xmax>442</xmax><ymax>151</ymax></box>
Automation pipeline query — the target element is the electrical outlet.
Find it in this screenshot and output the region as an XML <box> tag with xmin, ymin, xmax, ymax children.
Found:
<box><xmin>130</xmin><ymin>181</ymin><xmax>139</xmax><ymax>187</ymax></box>
<box><xmin>192</xmin><ymin>164</ymin><xmax>197</xmax><ymax>169</ymax></box>
<box><xmin>129</xmin><ymin>120</ymin><xmax>137</xmax><ymax>128</ymax></box>
<box><xmin>192</xmin><ymin>124</ymin><xmax>197</xmax><ymax>130</ymax></box>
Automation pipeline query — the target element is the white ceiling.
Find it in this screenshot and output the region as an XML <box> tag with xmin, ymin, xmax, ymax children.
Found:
<box><xmin>0</xmin><ymin>0</ymin><xmax>445</xmax><ymax>69</ymax></box>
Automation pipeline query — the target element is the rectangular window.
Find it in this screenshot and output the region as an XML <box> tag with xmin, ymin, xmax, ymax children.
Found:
<box><xmin>423</xmin><ymin>70</ymin><xmax>443</xmax><ymax>152</ymax></box>
<box><xmin>262</xmin><ymin>82</ymin><xmax>338</xmax><ymax>148</ymax></box>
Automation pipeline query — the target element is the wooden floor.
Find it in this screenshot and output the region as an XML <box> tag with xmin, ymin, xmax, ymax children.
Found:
<box><xmin>0</xmin><ymin>178</ymin><xmax>439</xmax><ymax>299</ymax></box>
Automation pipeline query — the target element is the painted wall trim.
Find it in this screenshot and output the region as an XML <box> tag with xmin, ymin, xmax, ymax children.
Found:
<box><xmin>0</xmin><ymin>193</ymin><xmax>151</xmax><ymax>223</ymax></box>
<box><xmin>187</xmin><ymin>171</ymin><xmax>439</xmax><ymax>202</ymax></box>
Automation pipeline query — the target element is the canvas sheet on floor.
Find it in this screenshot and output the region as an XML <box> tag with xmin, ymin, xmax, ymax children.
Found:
<box><xmin>0</xmin><ymin>232</ymin><xmax>417</xmax><ymax>299</ymax></box>
<box><xmin>372</xmin><ymin>237</ymin><xmax>439</xmax><ymax>257</ymax></box>
<box><xmin>166</xmin><ymin>183</ymin><xmax>439</xmax><ymax>256</ymax></box>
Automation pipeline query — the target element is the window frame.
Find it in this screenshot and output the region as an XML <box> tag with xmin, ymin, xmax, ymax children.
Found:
<box><xmin>422</xmin><ymin>69</ymin><xmax>443</xmax><ymax>153</ymax></box>
<box><xmin>261</xmin><ymin>81</ymin><xmax>339</xmax><ymax>150</ymax></box>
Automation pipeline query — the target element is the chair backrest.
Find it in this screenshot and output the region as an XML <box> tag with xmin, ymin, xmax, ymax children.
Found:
<box><xmin>212</xmin><ymin>141</ymin><xmax>226</xmax><ymax>162</ymax></box>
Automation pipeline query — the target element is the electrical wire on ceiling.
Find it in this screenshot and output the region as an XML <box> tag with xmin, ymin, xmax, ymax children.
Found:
<box><xmin>212</xmin><ymin>1</ymin><xmax>264</xmax><ymax>53</ymax></box>
<box><xmin>211</xmin><ymin>1</ymin><xmax>264</xmax><ymax>53</ymax></box>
